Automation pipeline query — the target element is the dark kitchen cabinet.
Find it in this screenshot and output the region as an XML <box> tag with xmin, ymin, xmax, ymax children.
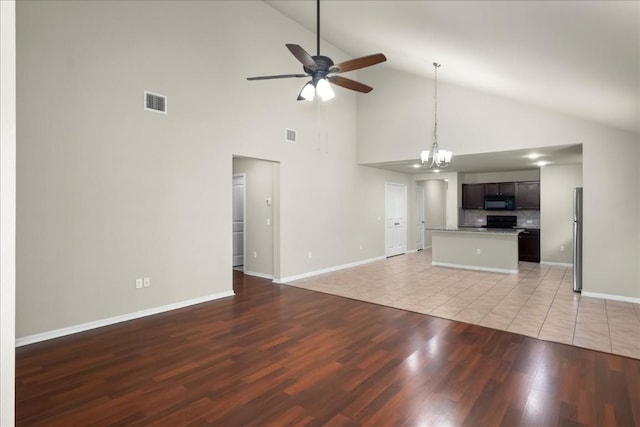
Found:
<box><xmin>516</xmin><ymin>181</ymin><xmax>540</xmax><ymax>209</ymax></box>
<box><xmin>462</xmin><ymin>180</ymin><xmax>541</xmax><ymax>210</ymax></box>
<box><xmin>518</xmin><ymin>229</ymin><xmax>540</xmax><ymax>263</ymax></box>
<box><xmin>462</xmin><ymin>184</ymin><xmax>485</xmax><ymax>209</ymax></box>
<box><xmin>485</xmin><ymin>182</ymin><xmax>515</xmax><ymax>196</ymax></box>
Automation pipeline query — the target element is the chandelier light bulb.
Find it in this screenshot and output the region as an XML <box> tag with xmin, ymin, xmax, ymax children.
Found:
<box><xmin>420</xmin><ymin>150</ymin><xmax>430</xmax><ymax>164</ymax></box>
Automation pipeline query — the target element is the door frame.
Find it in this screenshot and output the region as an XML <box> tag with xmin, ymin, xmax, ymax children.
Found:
<box><xmin>384</xmin><ymin>182</ymin><xmax>408</xmax><ymax>257</ymax></box>
<box><xmin>232</xmin><ymin>173</ymin><xmax>246</xmax><ymax>270</ymax></box>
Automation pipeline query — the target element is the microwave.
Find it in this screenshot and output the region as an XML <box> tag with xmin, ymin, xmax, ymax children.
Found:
<box><xmin>484</xmin><ymin>195</ymin><xmax>516</xmax><ymax>210</ymax></box>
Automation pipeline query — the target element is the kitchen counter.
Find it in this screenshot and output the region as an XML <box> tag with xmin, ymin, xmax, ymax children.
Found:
<box><xmin>429</xmin><ymin>228</ymin><xmax>520</xmax><ymax>273</ymax></box>
<box><xmin>459</xmin><ymin>223</ymin><xmax>540</xmax><ymax>230</ymax></box>
<box><xmin>428</xmin><ymin>227</ymin><xmax>522</xmax><ymax>235</ymax></box>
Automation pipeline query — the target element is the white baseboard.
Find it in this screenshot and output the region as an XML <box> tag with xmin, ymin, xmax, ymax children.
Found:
<box><xmin>432</xmin><ymin>261</ymin><xmax>517</xmax><ymax>275</ymax></box>
<box><xmin>541</xmin><ymin>261</ymin><xmax>573</xmax><ymax>268</ymax></box>
<box><xmin>276</xmin><ymin>255</ymin><xmax>386</xmax><ymax>284</ymax></box>
<box><xmin>581</xmin><ymin>291</ymin><xmax>640</xmax><ymax>304</ymax></box>
<box><xmin>244</xmin><ymin>270</ymin><xmax>274</xmax><ymax>280</ymax></box>
<box><xmin>16</xmin><ymin>290</ymin><xmax>235</xmax><ymax>347</ymax></box>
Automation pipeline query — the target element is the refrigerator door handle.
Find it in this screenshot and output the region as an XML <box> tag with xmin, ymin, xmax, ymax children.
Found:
<box><xmin>572</xmin><ymin>187</ymin><xmax>583</xmax><ymax>293</ymax></box>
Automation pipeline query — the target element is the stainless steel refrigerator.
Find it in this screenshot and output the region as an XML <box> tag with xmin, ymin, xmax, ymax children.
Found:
<box><xmin>573</xmin><ymin>187</ymin><xmax>583</xmax><ymax>292</ymax></box>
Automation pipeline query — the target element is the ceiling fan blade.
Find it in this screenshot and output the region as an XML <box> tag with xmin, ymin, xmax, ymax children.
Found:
<box><xmin>286</xmin><ymin>44</ymin><xmax>318</xmax><ymax>71</ymax></box>
<box><xmin>328</xmin><ymin>76</ymin><xmax>373</xmax><ymax>93</ymax></box>
<box><xmin>330</xmin><ymin>53</ymin><xmax>387</xmax><ymax>74</ymax></box>
<box><xmin>247</xmin><ymin>74</ymin><xmax>308</xmax><ymax>81</ymax></box>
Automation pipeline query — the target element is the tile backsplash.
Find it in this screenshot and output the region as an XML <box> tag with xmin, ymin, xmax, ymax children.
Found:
<box><xmin>461</xmin><ymin>209</ymin><xmax>540</xmax><ymax>228</ymax></box>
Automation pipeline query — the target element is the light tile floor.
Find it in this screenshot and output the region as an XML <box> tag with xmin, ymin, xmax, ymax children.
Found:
<box><xmin>287</xmin><ymin>249</ymin><xmax>640</xmax><ymax>360</ymax></box>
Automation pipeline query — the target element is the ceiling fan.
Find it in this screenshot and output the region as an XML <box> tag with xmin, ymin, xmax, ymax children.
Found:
<box><xmin>247</xmin><ymin>0</ymin><xmax>387</xmax><ymax>101</ymax></box>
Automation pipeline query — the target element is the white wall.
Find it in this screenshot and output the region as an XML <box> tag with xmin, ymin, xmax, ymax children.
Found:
<box><xmin>0</xmin><ymin>1</ymin><xmax>16</xmax><ymax>423</ymax></box>
<box><xmin>540</xmin><ymin>164</ymin><xmax>582</xmax><ymax>264</ymax></box>
<box><xmin>16</xmin><ymin>1</ymin><xmax>411</xmax><ymax>338</ymax></box>
<box><xmin>358</xmin><ymin>66</ymin><xmax>640</xmax><ymax>299</ymax></box>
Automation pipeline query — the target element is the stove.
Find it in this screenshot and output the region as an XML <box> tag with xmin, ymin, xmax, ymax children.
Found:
<box><xmin>485</xmin><ymin>215</ymin><xmax>517</xmax><ymax>229</ymax></box>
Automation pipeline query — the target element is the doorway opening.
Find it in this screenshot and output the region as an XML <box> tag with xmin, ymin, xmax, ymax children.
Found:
<box><xmin>232</xmin><ymin>174</ymin><xmax>246</xmax><ymax>272</ymax></box>
<box><xmin>415</xmin><ymin>185</ymin><xmax>425</xmax><ymax>251</ymax></box>
<box><xmin>418</xmin><ymin>179</ymin><xmax>447</xmax><ymax>249</ymax></box>
<box><xmin>232</xmin><ymin>156</ymin><xmax>280</xmax><ymax>281</ymax></box>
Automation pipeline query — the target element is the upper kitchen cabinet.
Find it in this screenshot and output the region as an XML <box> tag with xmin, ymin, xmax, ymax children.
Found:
<box><xmin>462</xmin><ymin>183</ymin><xmax>485</xmax><ymax>209</ymax></box>
<box><xmin>516</xmin><ymin>181</ymin><xmax>540</xmax><ymax>209</ymax></box>
<box><xmin>485</xmin><ymin>182</ymin><xmax>516</xmax><ymax>196</ymax></box>
<box><xmin>461</xmin><ymin>180</ymin><xmax>541</xmax><ymax>210</ymax></box>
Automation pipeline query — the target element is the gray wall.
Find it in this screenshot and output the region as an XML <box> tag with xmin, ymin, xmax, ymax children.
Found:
<box><xmin>358</xmin><ymin>66</ymin><xmax>640</xmax><ymax>299</ymax></box>
<box><xmin>540</xmin><ymin>164</ymin><xmax>583</xmax><ymax>264</ymax></box>
<box><xmin>16</xmin><ymin>1</ymin><xmax>410</xmax><ymax>338</ymax></box>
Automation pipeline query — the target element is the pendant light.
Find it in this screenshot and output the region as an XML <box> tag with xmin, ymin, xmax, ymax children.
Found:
<box><xmin>421</xmin><ymin>63</ymin><xmax>453</xmax><ymax>168</ymax></box>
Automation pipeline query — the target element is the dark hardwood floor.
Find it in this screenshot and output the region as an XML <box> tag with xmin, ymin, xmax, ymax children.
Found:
<box><xmin>16</xmin><ymin>272</ymin><xmax>640</xmax><ymax>426</ymax></box>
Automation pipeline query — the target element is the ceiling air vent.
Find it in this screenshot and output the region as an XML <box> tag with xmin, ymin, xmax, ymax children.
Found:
<box><xmin>285</xmin><ymin>128</ymin><xmax>297</xmax><ymax>143</ymax></box>
<box><xmin>144</xmin><ymin>91</ymin><xmax>167</xmax><ymax>114</ymax></box>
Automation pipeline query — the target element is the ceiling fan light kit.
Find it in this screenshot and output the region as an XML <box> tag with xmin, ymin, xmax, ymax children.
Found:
<box><xmin>247</xmin><ymin>0</ymin><xmax>386</xmax><ymax>101</ymax></box>
<box><xmin>315</xmin><ymin>78</ymin><xmax>335</xmax><ymax>101</ymax></box>
<box><xmin>299</xmin><ymin>82</ymin><xmax>316</xmax><ymax>101</ymax></box>
<box><xmin>421</xmin><ymin>63</ymin><xmax>453</xmax><ymax>169</ymax></box>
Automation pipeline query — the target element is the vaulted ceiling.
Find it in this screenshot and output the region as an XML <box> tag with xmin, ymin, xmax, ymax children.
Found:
<box><xmin>266</xmin><ymin>1</ymin><xmax>639</xmax><ymax>136</ymax></box>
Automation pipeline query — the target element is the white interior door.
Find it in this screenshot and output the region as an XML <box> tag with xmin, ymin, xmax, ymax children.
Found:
<box><xmin>415</xmin><ymin>186</ymin><xmax>425</xmax><ymax>251</ymax></box>
<box><xmin>385</xmin><ymin>182</ymin><xmax>407</xmax><ymax>257</ymax></box>
<box><xmin>232</xmin><ymin>174</ymin><xmax>245</xmax><ymax>268</ymax></box>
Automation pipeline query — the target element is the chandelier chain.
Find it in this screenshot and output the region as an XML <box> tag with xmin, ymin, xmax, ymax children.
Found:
<box><xmin>433</xmin><ymin>63</ymin><xmax>439</xmax><ymax>146</ymax></box>
<box><xmin>419</xmin><ymin>62</ymin><xmax>451</xmax><ymax>169</ymax></box>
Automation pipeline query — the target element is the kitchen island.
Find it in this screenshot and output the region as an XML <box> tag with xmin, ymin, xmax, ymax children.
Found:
<box><xmin>428</xmin><ymin>227</ymin><xmax>522</xmax><ymax>274</ymax></box>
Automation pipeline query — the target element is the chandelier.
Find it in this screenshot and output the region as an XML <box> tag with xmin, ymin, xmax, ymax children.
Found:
<box><xmin>421</xmin><ymin>63</ymin><xmax>453</xmax><ymax>168</ymax></box>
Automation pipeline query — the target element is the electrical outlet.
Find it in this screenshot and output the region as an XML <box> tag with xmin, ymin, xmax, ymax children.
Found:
<box><xmin>359</xmin><ymin>244</ymin><xmax>363</xmax><ymax>250</ymax></box>
<box><xmin>476</xmin><ymin>248</ymin><xmax>481</xmax><ymax>255</ymax></box>
<box><xmin>308</xmin><ymin>251</ymin><xmax>313</xmax><ymax>259</ymax></box>
<box><xmin>253</xmin><ymin>251</ymin><xmax>257</xmax><ymax>259</ymax></box>
<box><xmin>135</xmin><ymin>278</ymin><xmax>143</xmax><ymax>289</ymax></box>
<box><xmin>266</xmin><ymin>218</ymin><xmax>270</xmax><ymax>225</ymax></box>
<box><xmin>143</xmin><ymin>277</ymin><xmax>151</xmax><ymax>287</ymax></box>
<box><xmin>560</xmin><ymin>245</ymin><xmax>565</xmax><ymax>252</ymax></box>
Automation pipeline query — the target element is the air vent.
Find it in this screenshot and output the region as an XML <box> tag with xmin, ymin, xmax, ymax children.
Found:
<box><xmin>285</xmin><ymin>128</ymin><xmax>297</xmax><ymax>143</ymax></box>
<box><xmin>144</xmin><ymin>91</ymin><xmax>167</xmax><ymax>114</ymax></box>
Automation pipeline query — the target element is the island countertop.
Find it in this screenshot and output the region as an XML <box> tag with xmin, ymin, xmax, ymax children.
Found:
<box><xmin>427</xmin><ymin>227</ymin><xmax>523</xmax><ymax>235</ymax></box>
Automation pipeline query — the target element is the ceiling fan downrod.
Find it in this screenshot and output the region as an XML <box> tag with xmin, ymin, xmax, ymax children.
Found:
<box><xmin>316</xmin><ymin>0</ymin><xmax>320</xmax><ymax>56</ymax></box>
